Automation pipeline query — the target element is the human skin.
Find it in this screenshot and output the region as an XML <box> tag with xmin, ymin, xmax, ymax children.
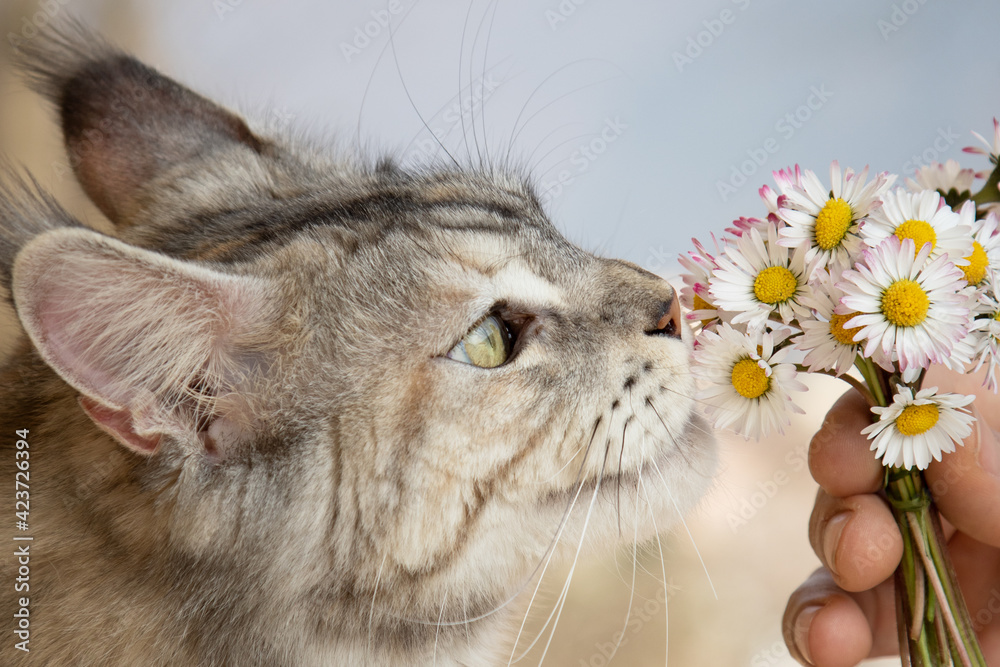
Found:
<box><xmin>783</xmin><ymin>366</ymin><xmax>1000</xmax><ymax>666</ymax></box>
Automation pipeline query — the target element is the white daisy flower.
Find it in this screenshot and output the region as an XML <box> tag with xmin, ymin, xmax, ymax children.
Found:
<box><xmin>726</xmin><ymin>215</ymin><xmax>770</xmax><ymax>238</ymax></box>
<box><xmin>963</xmin><ymin>117</ymin><xmax>1000</xmax><ymax>164</ymax></box>
<box><xmin>771</xmin><ymin>165</ymin><xmax>804</xmax><ymax>194</ymax></box>
<box><xmin>797</xmin><ymin>269</ymin><xmax>892</xmax><ymax>376</ymax></box>
<box><xmin>693</xmin><ymin>324</ymin><xmax>807</xmax><ymax>439</ymax></box>
<box><xmin>760</xmin><ymin>177</ymin><xmax>790</xmax><ymax>223</ymax></box>
<box><xmin>905</xmin><ymin>159</ymin><xmax>977</xmax><ymax>199</ymax></box>
<box><xmin>838</xmin><ymin>237</ymin><xmax>970</xmax><ymax>372</ymax></box>
<box><xmin>861</xmin><ymin>188</ymin><xmax>973</xmax><ymax>266</ymax></box>
<box><xmin>939</xmin><ymin>284</ymin><xmax>981</xmax><ymax>375</ymax></box>
<box><xmin>709</xmin><ymin>224</ymin><xmax>812</xmax><ymax>329</ymax></box>
<box><xmin>775</xmin><ymin>161</ymin><xmax>894</xmax><ymax>273</ymax></box>
<box><xmin>862</xmin><ymin>386</ymin><xmax>975</xmax><ymax>470</ymax></box>
<box><xmin>960</xmin><ymin>206</ymin><xmax>1000</xmax><ymax>287</ymax></box>
<box><xmin>679</xmin><ymin>235</ymin><xmax>726</xmax><ymax>333</ymax></box>
<box><xmin>971</xmin><ymin>270</ymin><xmax>1000</xmax><ymax>391</ymax></box>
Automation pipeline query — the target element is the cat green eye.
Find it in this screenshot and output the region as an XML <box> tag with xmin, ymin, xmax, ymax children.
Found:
<box><xmin>447</xmin><ymin>315</ymin><xmax>513</xmax><ymax>368</ymax></box>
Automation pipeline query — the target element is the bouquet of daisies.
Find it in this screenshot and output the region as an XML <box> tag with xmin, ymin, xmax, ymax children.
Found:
<box><xmin>682</xmin><ymin>121</ymin><xmax>1000</xmax><ymax>666</ymax></box>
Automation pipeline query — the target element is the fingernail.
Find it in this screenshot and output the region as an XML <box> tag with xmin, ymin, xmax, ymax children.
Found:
<box><xmin>823</xmin><ymin>511</ymin><xmax>851</xmax><ymax>574</ymax></box>
<box><xmin>793</xmin><ymin>604</ymin><xmax>821</xmax><ymax>665</ymax></box>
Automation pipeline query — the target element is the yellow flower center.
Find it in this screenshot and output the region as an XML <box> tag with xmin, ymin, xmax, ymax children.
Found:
<box><xmin>962</xmin><ymin>241</ymin><xmax>989</xmax><ymax>285</ymax></box>
<box><xmin>894</xmin><ymin>219</ymin><xmax>937</xmax><ymax>256</ymax></box>
<box><xmin>692</xmin><ymin>293</ymin><xmax>716</xmax><ymax>327</ymax></box>
<box><xmin>814</xmin><ymin>198</ymin><xmax>853</xmax><ymax>250</ymax></box>
<box><xmin>692</xmin><ymin>293</ymin><xmax>712</xmax><ymax>312</ymax></box>
<box><xmin>994</xmin><ymin>310</ymin><xmax>1000</xmax><ymax>322</ymax></box>
<box><xmin>895</xmin><ymin>403</ymin><xmax>939</xmax><ymax>436</ymax></box>
<box><xmin>829</xmin><ymin>311</ymin><xmax>864</xmax><ymax>346</ymax></box>
<box><xmin>753</xmin><ymin>266</ymin><xmax>798</xmax><ymax>305</ymax></box>
<box><xmin>731</xmin><ymin>358</ymin><xmax>770</xmax><ymax>399</ymax></box>
<box><xmin>880</xmin><ymin>279</ymin><xmax>929</xmax><ymax>327</ymax></box>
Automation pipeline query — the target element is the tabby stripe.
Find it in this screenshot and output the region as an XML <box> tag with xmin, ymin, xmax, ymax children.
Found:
<box><xmin>172</xmin><ymin>194</ymin><xmax>530</xmax><ymax>261</ymax></box>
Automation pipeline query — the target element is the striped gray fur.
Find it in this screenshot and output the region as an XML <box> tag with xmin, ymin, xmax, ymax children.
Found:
<box><xmin>0</xmin><ymin>24</ymin><xmax>715</xmax><ymax>666</ymax></box>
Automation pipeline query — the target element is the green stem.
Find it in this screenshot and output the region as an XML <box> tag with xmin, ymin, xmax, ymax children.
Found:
<box><xmin>854</xmin><ymin>354</ymin><xmax>888</xmax><ymax>407</ymax></box>
<box><xmin>885</xmin><ymin>468</ymin><xmax>987</xmax><ymax>666</ymax></box>
<box><xmin>907</xmin><ymin>512</ymin><xmax>971</xmax><ymax>666</ymax></box>
<box><xmin>971</xmin><ymin>160</ymin><xmax>1000</xmax><ymax>208</ymax></box>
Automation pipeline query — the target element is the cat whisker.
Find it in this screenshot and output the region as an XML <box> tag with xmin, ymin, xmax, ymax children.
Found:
<box><xmin>605</xmin><ymin>454</ymin><xmax>644</xmax><ymax>664</ymax></box>
<box><xmin>465</xmin><ymin>0</ymin><xmax>499</xmax><ymax>168</ymax></box>
<box><xmin>543</xmin><ymin>437</ymin><xmax>590</xmax><ymax>484</ymax></box>
<box><xmin>417</xmin><ymin>417</ymin><xmax>603</xmax><ymax>633</ymax></box>
<box><xmin>478</xmin><ymin>0</ymin><xmax>502</xmax><ymax>168</ymax></box>
<box><xmin>512</xmin><ymin>73</ymin><xmax>621</xmax><ymax>155</ymax></box>
<box><xmin>386</xmin><ymin>6</ymin><xmax>462</xmax><ymax>168</ymax></box>
<box><xmin>645</xmin><ymin>396</ymin><xmax>694</xmax><ymax>471</ymax></box>
<box><xmin>648</xmin><ymin>457</ymin><xmax>718</xmax><ymax>600</ymax></box>
<box><xmin>529</xmin><ymin>129</ymin><xmax>599</xmax><ymax>185</ymax></box>
<box><xmin>615</xmin><ymin>412</ymin><xmax>629</xmax><ymax>537</ymax></box>
<box><xmin>507</xmin><ymin>61</ymin><xmax>623</xmax><ymax>155</ymax></box>
<box><xmin>367</xmin><ymin>553</ymin><xmax>389</xmax><ymax>654</ymax></box>
<box><xmin>505</xmin><ymin>418</ymin><xmax>602</xmax><ymax>664</ymax></box>
<box><xmin>516</xmin><ymin>439</ymin><xmax>612</xmax><ymax>665</ymax></box>
<box><xmin>462</xmin><ymin>591</ymin><xmax>473</xmax><ymax>649</ymax></box>
<box><xmin>458</xmin><ymin>0</ymin><xmax>480</xmax><ymax>165</ymax></box>
<box><xmin>432</xmin><ymin>583</ymin><xmax>448</xmax><ymax>665</ymax></box>
<box><xmin>639</xmin><ymin>473</ymin><xmax>670</xmax><ymax>667</ymax></box>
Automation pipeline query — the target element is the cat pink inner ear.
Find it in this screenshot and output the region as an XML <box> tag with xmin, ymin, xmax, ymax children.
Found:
<box><xmin>79</xmin><ymin>396</ymin><xmax>160</xmax><ymax>455</ymax></box>
<box><xmin>12</xmin><ymin>228</ymin><xmax>271</xmax><ymax>455</ymax></box>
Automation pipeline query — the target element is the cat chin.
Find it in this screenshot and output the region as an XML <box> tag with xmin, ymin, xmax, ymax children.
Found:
<box><xmin>594</xmin><ymin>412</ymin><xmax>716</xmax><ymax>547</ymax></box>
<box><xmin>516</xmin><ymin>411</ymin><xmax>717</xmax><ymax>565</ymax></box>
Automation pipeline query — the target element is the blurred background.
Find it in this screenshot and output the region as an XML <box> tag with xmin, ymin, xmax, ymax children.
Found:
<box><xmin>2</xmin><ymin>1</ymin><xmax>998</xmax><ymax>664</ymax></box>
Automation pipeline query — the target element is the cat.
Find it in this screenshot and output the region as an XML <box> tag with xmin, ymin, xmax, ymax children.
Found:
<box><xmin>0</xmin><ymin>24</ymin><xmax>715</xmax><ymax>666</ymax></box>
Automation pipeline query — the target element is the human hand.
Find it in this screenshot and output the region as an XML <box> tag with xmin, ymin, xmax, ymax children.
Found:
<box><xmin>782</xmin><ymin>369</ymin><xmax>1000</xmax><ymax>666</ymax></box>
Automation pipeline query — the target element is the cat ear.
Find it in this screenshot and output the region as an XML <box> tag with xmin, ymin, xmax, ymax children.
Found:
<box><xmin>11</xmin><ymin>227</ymin><xmax>273</xmax><ymax>457</ymax></box>
<box><xmin>17</xmin><ymin>25</ymin><xmax>268</xmax><ymax>225</ymax></box>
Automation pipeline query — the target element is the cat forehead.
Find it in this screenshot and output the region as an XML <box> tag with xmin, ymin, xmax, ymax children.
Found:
<box><xmin>278</xmin><ymin>212</ymin><xmax>580</xmax><ymax>306</ymax></box>
<box><xmin>135</xmin><ymin>168</ymin><xmax>557</xmax><ymax>260</ymax></box>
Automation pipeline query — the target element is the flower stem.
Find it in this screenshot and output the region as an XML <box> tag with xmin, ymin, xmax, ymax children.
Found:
<box><xmin>885</xmin><ymin>467</ymin><xmax>987</xmax><ymax>666</ymax></box>
<box><xmin>854</xmin><ymin>354</ymin><xmax>888</xmax><ymax>407</ymax></box>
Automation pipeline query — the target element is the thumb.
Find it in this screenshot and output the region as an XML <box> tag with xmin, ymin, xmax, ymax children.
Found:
<box><xmin>925</xmin><ymin>404</ymin><xmax>1000</xmax><ymax>549</ymax></box>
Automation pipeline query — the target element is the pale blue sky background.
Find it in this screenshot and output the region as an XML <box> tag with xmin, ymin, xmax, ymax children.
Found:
<box><xmin>2</xmin><ymin>3</ymin><xmax>995</xmax><ymax>663</ymax></box>
<box><xmin>9</xmin><ymin>0</ymin><xmax>1000</xmax><ymax>281</ymax></box>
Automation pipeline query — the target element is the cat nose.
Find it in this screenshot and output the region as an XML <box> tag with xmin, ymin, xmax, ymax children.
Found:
<box><xmin>645</xmin><ymin>297</ymin><xmax>682</xmax><ymax>339</ymax></box>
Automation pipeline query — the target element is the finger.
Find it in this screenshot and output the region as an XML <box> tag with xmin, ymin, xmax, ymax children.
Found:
<box><xmin>926</xmin><ymin>404</ymin><xmax>1000</xmax><ymax>549</ymax></box>
<box><xmin>948</xmin><ymin>531</ymin><xmax>1000</xmax><ymax>657</ymax></box>
<box><xmin>809</xmin><ymin>390</ymin><xmax>883</xmax><ymax>498</ymax></box>
<box><xmin>783</xmin><ymin>568</ymin><xmax>898</xmax><ymax>666</ymax></box>
<box><xmin>924</xmin><ymin>365</ymin><xmax>1000</xmax><ymax>431</ymax></box>
<box><xmin>808</xmin><ymin>490</ymin><xmax>903</xmax><ymax>592</ymax></box>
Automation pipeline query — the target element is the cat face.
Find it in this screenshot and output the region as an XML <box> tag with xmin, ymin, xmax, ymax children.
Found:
<box><xmin>1</xmin><ymin>26</ymin><xmax>714</xmax><ymax>663</ymax></box>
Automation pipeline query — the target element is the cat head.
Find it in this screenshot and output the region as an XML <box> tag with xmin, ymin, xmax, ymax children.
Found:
<box><xmin>1</xmin><ymin>26</ymin><xmax>714</xmax><ymax>653</ymax></box>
